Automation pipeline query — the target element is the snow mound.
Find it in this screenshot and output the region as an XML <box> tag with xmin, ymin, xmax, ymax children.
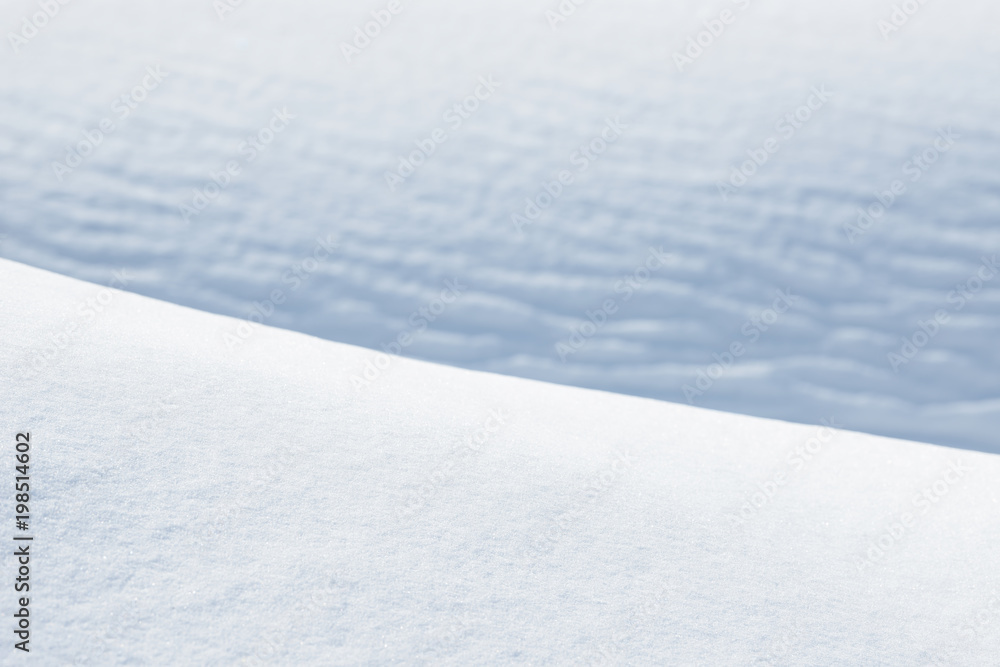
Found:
<box><xmin>1</xmin><ymin>258</ymin><xmax>998</xmax><ymax>665</ymax></box>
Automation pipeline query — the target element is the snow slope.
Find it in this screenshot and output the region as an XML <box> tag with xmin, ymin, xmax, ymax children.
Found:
<box><xmin>1</xmin><ymin>0</ymin><xmax>999</xmax><ymax>454</ymax></box>
<box><xmin>2</xmin><ymin>259</ymin><xmax>998</xmax><ymax>665</ymax></box>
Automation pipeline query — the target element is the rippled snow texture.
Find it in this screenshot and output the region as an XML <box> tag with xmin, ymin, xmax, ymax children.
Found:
<box><xmin>1</xmin><ymin>0</ymin><xmax>998</xmax><ymax>452</ymax></box>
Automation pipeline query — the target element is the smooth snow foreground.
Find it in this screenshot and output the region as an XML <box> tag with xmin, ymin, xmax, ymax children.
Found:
<box><xmin>1</xmin><ymin>259</ymin><xmax>998</xmax><ymax>666</ymax></box>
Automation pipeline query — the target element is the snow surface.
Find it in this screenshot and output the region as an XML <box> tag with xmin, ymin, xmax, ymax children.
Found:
<box><xmin>2</xmin><ymin>259</ymin><xmax>999</xmax><ymax>665</ymax></box>
<box><xmin>1</xmin><ymin>0</ymin><xmax>998</xmax><ymax>454</ymax></box>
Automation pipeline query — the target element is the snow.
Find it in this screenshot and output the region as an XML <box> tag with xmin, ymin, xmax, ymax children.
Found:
<box><xmin>2</xmin><ymin>258</ymin><xmax>999</xmax><ymax>665</ymax></box>
<box><xmin>1</xmin><ymin>0</ymin><xmax>998</xmax><ymax>455</ymax></box>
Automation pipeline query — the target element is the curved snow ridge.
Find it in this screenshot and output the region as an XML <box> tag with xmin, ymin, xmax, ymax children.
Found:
<box><xmin>1</xmin><ymin>259</ymin><xmax>998</xmax><ymax>665</ymax></box>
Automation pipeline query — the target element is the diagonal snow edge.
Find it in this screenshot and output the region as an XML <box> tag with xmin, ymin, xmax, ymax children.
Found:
<box><xmin>1</xmin><ymin>258</ymin><xmax>998</xmax><ymax>666</ymax></box>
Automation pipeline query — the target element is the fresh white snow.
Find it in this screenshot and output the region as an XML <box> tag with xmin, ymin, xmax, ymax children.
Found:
<box><xmin>1</xmin><ymin>0</ymin><xmax>998</xmax><ymax>454</ymax></box>
<box><xmin>2</xmin><ymin>259</ymin><xmax>998</xmax><ymax>665</ymax></box>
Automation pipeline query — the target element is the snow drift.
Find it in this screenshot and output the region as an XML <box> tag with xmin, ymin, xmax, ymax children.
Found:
<box><xmin>1</xmin><ymin>258</ymin><xmax>998</xmax><ymax>665</ymax></box>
